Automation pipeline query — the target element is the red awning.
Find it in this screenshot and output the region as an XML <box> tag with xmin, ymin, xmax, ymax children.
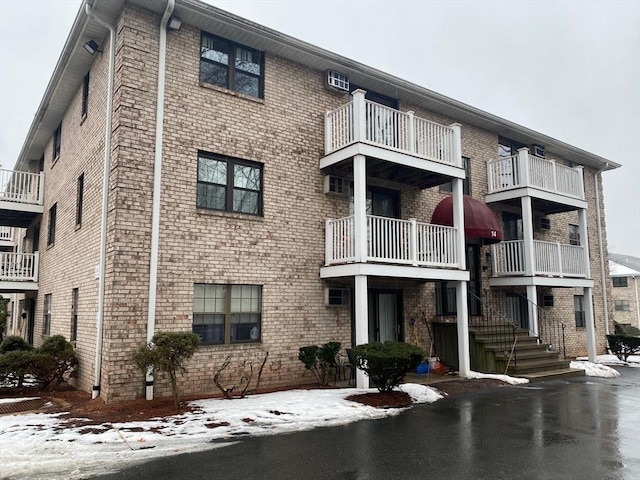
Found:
<box><xmin>431</xmin><ymin>195</ymin><xmax>503</xmax><ymax>244</ymax></box>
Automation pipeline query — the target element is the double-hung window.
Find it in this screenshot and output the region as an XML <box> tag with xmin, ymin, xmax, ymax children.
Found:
<box><xmin>197</xmin><ymin>152</ymin><xmax>262</xmax><ymax>215</ymax></box>
<box><xmin>71</xmin><ymin>288</ymin><xmax>78</xmax><ymax>341</ymax></box>
<box><xmin>574</xmin><ymin>295</ymin><xmax>585</xmax><ymax>327</ymax></box>
<box><xmin>47</xmin><ymin>203</ymin><xmax>57</xmax><ymax>246</ymax></box>
<box><xmin>200</xmin><ymin>32</ymin><xmax>263</xmax><ymax>98</ymax></box>
<box><xmin>76</xmin><ymin>174</ymin><xmax>84</xmax><ymax>227</ymax></box>
<box><xmin>53</xmin><ymin>124</ymin><xmax>62</xmax><ymax>160</ymax></box>
<box><xmin>43</xmin><ymin>293</ymin><xmax>52</xmax><ymax>335</ymax></box>
<box><xmin>569</xmin><ymin>224</ymin><xmax>580</xmax><ymax>246</ymax></box>
<box><xmin>193</xmin><ymin>284</ymin><xmax>262</xmax><ymax>344</ymax></box>
<box><xmin>615</xmin><ymin>300</ymin><xmax>630</xmax><ymax>311</ymax></box>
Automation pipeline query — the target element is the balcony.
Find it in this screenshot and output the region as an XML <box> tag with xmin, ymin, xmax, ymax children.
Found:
<box><xmin>0</xmin><ymin>168</ymin><xmax>44</xmax><ymax>227</ymax></box>
<box><xmin>0</xmin><ymin>227</ymin><xmax>14</xmax><ymax>248</ymax></box>
<box><xmin>325</xmin><ymin>215</ymin><xmax>460</xmax><ymax>269</ymax></box>
<box><xmin>491</xmin><ymin>240</ymin><xmax>587</xmax><ymax>278</ymax></box>
<box><xmin>322</xmin><ymin>91</ymin><xmax>463</xmax><ymax>189</ymax></box>
<box><xmin>486</xmin><ymin>150</ymin><xmax>586</xmax><ymax>213</ymax></box>
<box><xmin>0</xmin><ymin>252</ymin><xmax>39</xmax><ymax>293</ymax></box>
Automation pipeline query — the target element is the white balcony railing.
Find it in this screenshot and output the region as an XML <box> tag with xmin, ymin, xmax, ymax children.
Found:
<box><xmin>487</xmin><ymin>151</ymin><xmax>584</xmax><ymax>199</ymax></box>
<box><xmin>0</xmin><ymin>169</ymin><xmax>44</xmax><ymax>205</ymax></box>
<box><xmin>325</xmin><ymin>92</ymin><xmax>460</xmax><ymax>167</ymax></box>
<box><xmin>0</xmin><ymin>252</ymin><xmax>39</xmax><ymax>282</ymax></box>
<box><xmin>0</xmin><ymin>227</ymin><xmax>12</xmax><ymax>242</ymax></box>
<box><xmin>491</xmin><ymin>240</ymin><xmax>587</xmax><ymax>278</ymax></box>
<box><xmin>326</xmin><ymin>215</ymin><xmax>459</xmax><ymax>268</ymax></box>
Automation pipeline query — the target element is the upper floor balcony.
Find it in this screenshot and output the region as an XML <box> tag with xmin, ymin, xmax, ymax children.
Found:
<box><xmin>0</xmin><ymin>226</ymin><xmax>15</xmax><ymax>250</ymax></box>
<box><xmin>0</xmin><ymin>168</ymin><xmax>44</xmax><ymax>228</ymax></box>
<box><xmin>322</xmin><ymin>214</ymin><xmax>468</xmax><ymax>281</ymax></box>
<box><xmin>490</xmin><ymin>239</ymin><xmax>590</xmax><ymax>288</ymax></box>
<box><xmin>486</xmin><ymin>148</ymin><xmax>586</xmax><ymax>214</ymax></box>
<box><xmin>0</xmin><ymin>252</ymin><xmax>39</xmax><ymax>293</ymax></box>
<box><xmin>321</xmin><ymin>90</ymin><xmax>464</xmax><ymax>189</ymax></box>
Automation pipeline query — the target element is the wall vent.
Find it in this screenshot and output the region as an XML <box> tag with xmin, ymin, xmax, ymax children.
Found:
<box><xmin>531</xmin><ymin>144</ymin><xmax>545</xmax><ymax>158</ymax></box>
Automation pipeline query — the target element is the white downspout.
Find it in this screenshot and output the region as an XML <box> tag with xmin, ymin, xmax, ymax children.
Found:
<box><xmin>86</xmin><ymin>3</ymin><xmax>115</xmax><ymax>400</ymax></box>
<box><xmin>146</xmin><ymin>0</ymin><xmax>175</xmax><ymax>401</ymax></box>
<box><xmin>594</xmin><ymin>164</ymin><xmax>610</xmax><ymax>336</ymax></box>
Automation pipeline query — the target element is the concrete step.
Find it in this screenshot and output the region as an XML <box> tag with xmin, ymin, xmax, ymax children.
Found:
<box><xmin>515</xmin><ymin>368</ymin><xmax>586</xmax><ymax>382</ymax></box>
<box><xmin>506</xmin><ymin>359</ymin><xmax>572</xmax><ymax>374</ymax></box>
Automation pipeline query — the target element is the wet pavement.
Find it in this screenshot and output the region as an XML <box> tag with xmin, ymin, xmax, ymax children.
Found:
<box><xmin>95</xmin><ymin>367</ymin><xmax>640</xmax><ymax>480</ymax></box>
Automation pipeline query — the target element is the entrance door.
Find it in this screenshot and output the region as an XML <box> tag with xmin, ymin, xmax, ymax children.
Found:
<box><xmin>506</xmin><ymin>294</ymin><xmax>528</xmax><ymax>329</ymax></box>
<box><xmin>368</xmin><ymin>290</ymin><xmax>402</xmax><ymax>343</ymax></box>
<box><xmin>25</xmin><ymin>297</ymin><xmax>35</xmax><ymax>345</ymax></box>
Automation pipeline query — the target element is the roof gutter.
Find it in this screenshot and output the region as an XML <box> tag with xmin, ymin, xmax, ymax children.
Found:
<box><xmin>146</xmin><ymin>0</ymin><xmax>175</xmax><ymax>401</ymax></box>
<box><xmin>86</xmin><ymin>2</ymin><xmax>116</xmax><ymax>400</ymax></box>
<box><xmin>594</xmin><ymin>163</ymin><xmax>610</xmax><ymax>337</ymax></box>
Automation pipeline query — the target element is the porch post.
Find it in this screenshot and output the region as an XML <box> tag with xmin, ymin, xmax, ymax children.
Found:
<box><xmin>526</xmin><ymin>285</ymin><xmax>539</xmax><ymax>338</ymax></box>
<box><xmin>352</xmin><ymin>89</ymin><xmax>367</xmax><ymax>144</ymax></box>
<box><xmin>521</xmin><ymin>196</ymin><xmax>535</xmax><ymax>276</ymax></box>
<box><xmin>354</xmin><ymin>275</ymin><xmax>369</xmax><ymax>389</ymax></box>
<box><xmin>456</xmin><ymin>280</ymin><xmax>470</xmax><ymax>376</ymax></box>
<box><xmin>584</xmin><ymin>286</ymin><xmax>597</xmax><ymax>362</ymax></box>
<box><xmin>353</xmin><ymin>154</ymin><xmax>367</xmax><ymax>263</ymax></box>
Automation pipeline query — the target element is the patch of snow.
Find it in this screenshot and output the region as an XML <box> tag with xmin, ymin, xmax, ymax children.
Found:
<box><xmin>570</xmin><ymin>361</ymin><xmax>620</xmax><ymax>377</ymax></box>
<box><xmin>397</xmin><ymin>383</ymin><xmax>443</xmax><ymax>403</ymax></box>
<box><xmin>576</xmin><ymin>354</ymin><xmax>640</xmax><ymax>367</ymax></box>
<box><xmin>466</xmin><ymin>371</ymin><xmax>530</xmax><ymax>385</ymax></box>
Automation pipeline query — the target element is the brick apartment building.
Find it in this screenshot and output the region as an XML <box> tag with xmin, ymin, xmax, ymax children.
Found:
<box><xmin>609</xmin><ymin>253</ymin><xmax>640</xmax><ymax>330</ymax></box>
<box><xmin>0</xmin><ymin>0</ymin><xmax>619</xmax><ymax>403</ymax></box>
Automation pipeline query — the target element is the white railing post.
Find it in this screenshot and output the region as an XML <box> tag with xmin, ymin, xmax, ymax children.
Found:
<box><xmin>578</xmin><ymin>208</ymin><xmax>590</xmax><ymax>277</ymax></box>
<box><xmin>556</xmin><ymin>242</ymin><xmax>563</xmax><ymax>277</ymax></box>
<box><xmin>407</xmin><ymin>111</ymin><xmax>415</xmax><ymax>154</ymax></box>
<box><xmin>352</xmin><ymin>89</ymin><xmax>367</xmax><ymax>144</ymax></box>
<box><xmin>449</xmin><ymin>123</ymin><xmax>462</xmax><ymax>168</ymax></box>
<box><xmin>550</xmin><ymin>159</ymin><xmax>557</xmax><ymax>192</ymax></box>
<box><xmin>324</xmin><ymin>111</ymin><xmax>332</xmax><ymax>154</ymax></box>
<box><xmin>409</xmin><ymin>218</ymin><xmax>418</xmax><ymax>266</ymax></box>
<box><xmin>575</xmin><ymin>165</ymin><xmax>585</xmax><ymax>200</ymax></box>
<box><xmin>325</xmin><ymin>218</ymin><xmax>333</xmax><ymax>266</ymax></box>
<box><xmin>518</xmin><ymin>148</ymin><xmax>530</xmax><ymax>187</ymax></box>
<box><xmin>33</xmin><ymin>252</ymin><xmax>39</xmax><ymax>281</ymax></box>
<box><xmin>521</xmin><ymin>196</ymin><xmax>535</xmax><ymax>276</ymax></box>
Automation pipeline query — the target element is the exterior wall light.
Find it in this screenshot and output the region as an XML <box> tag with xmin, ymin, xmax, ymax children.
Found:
<box><xmin>83</xmin><ymin>40</ymin><xmax>101</xmax><ymax>55</ymax></box>
<box><xmin>168</xmin><ymin>16</ymin><xmax>182</xmax><ymax>31</ymax></box>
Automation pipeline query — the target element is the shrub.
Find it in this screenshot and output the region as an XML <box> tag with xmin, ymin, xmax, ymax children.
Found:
<box><xmin>0</xmin><ymin>335</ymin><xmax>76</xmax><ymax>389</ymax></box>
<box><xmin>0</xmin><ymin>336</ymin><xmax>33</xmax><ymax>354</ymax></box>
<box><xmin>352</xmin><ymin>341</ymin><xmax>424</xmax><ymax>392</ymax></box>
<box><xmin>298</xmin><ymin>342</ymin><xmax>341</xmax><ymax>385</ymax></box>
<box><xmin>607</xmin><ymin>334</ymin><xmax>640</xmax><ymax>362</ymax></box>
<box><xmin>133</xmin><ymin>332</ymin><xmax>200</xmax><ymax>409</ymax></box>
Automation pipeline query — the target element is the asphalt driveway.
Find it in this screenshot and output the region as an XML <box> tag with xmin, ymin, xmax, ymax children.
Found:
<box><xmin>95</xmin><ymin>367</ymin><xmax>640</xmax><ymax>480</ymax></box>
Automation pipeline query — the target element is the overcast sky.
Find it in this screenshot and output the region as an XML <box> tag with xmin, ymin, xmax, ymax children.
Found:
<box><xmin>1</xmin><ymin>0</ymin><xmax>638</xmax><ymax>256</ymax></box>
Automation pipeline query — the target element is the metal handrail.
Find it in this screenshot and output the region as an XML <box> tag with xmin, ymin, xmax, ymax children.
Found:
<box><xmin>516</xmin><ymin>293</ymin><xmax>567</xmax><ymax>359</ymax></box>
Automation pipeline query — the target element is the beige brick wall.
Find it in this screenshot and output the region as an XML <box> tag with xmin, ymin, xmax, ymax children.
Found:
<box><xmin>612</xmin><ymin>278</ymin><xmax>640</xmax><ymax>327</ymax></box>
<box><xmin>27</xmin><ymin>4</ymin><xmax>617</xmax><ymax>402</ymax></box>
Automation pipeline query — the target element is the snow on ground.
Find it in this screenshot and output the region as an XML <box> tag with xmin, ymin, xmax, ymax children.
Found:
<box><xmin>576</xmin><ymin>354</ymin><xmax>640</xmax><ymax>368</ymax></box>
<box><xmin>0</xmin><ymin>384</ymin><xmax>442</xmax><ymax>480</ymax></box>
<box><xmin>0</xmin><ymin>397</ymin><xmax>38</xmax><ymax>405</ymax></box>
<box><xmin>466</xmin><ymin>371</ymin><xmax>530</xmax><ymax>385</ymax></box>
<box><xmin>0</xmin><ymin>359</ymin><xmax>628</xmax><ymax>480</ymax></box>
<box><xmin>570</xmin><ymin>361</ymin><xmax>620</xmax><ymax>377</ymax></box>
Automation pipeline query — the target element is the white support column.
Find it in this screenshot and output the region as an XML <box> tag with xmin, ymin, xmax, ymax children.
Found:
<box><xmin>526</xmin><ymin>285</ymin><xmax>539</xmax><ymax>338</ymax></box>
<box><xmin>352</xmin><ymin>90</ymin><xmax>367</xmax><ymax>144</ymax></box>
<box><xmin>452</xmin><ymin>177</ymin><xmax>466</xmax><ymax>270</ymax></box>
<box><xmin>584</xmin><ymin>286</ymin><xmax>597</xmax><ymax>362</ymax></box>
<box><xmin>353</xmin><ymin>154</ymin><xmax>367</xmax><ymax>263</ymax></box>
<box><xmin>354</xmin><ymin>275</ymin><xmax>369</xmax><ymax>389</ymax></box>
<box><xmin>578</xmin><ymin>208</ymin><xmax>591</xmax><ymax>278</ymax></box>
<box><xmin>409</xmin><ymin>218</ymin><xmax>418</xmax><ymax>266</ymax></box>
<box><xmin>456</xmin><ymin>280</ymin><xmax>470</xmax><ymax>376</ymax></box>
<box><xmin>521</xmin><ymin>196</ymin><xmax>535</xmax><ymax>276</ymax></box>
